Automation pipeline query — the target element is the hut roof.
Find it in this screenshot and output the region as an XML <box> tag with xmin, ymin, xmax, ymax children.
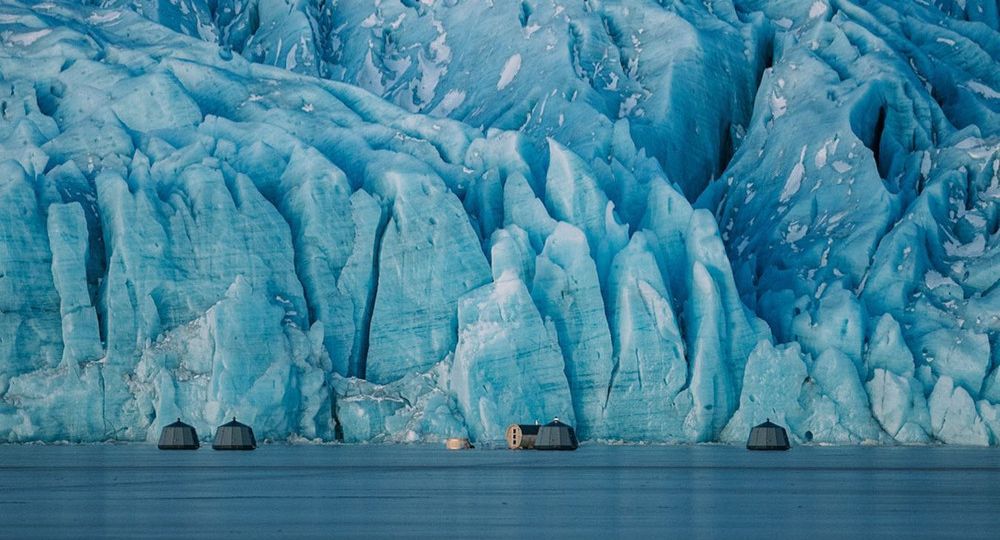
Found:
<box><xmin>534</xmin><ymin>418</ymin><xmax>578</xmax><ymax>450</ymax></box>
<box><xmin>746</xmin><ymin>418</ymin><xmax>791</xmax><ymax>451</ymax></box>
<box><xmin>158</xmin><ymin>418</ymin><xmax>199</xmax><ymax>450</ymax></box>
<box><xmin>212</xmin><ymin>417</ymin><xmax>257</xmax><ymax>450</ymax></box>
<box><xmin>517</xmin><ymin>424</ymin><xmax>540</xmax><ymax>436</ymax></box>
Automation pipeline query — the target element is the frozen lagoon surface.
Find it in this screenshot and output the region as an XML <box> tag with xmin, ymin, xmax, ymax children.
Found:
<box><xmin>1</xmin><ymin>445</ymin><xmax>998</xmax><ymax>539</ymax></box>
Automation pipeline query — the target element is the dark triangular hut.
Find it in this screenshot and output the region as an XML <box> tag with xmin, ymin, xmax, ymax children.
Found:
<box><xmin>534</xmin><ymin>418</ymin><xmax>578</xmax><ymax>450</ymax></box>
<box><xmin>158</xmin><ymin>419</ymin><xmax>199</xmax><ymax>450</ymax></box>
<box><xmin>746</xmin><ymin>419</ymin><xmax>791</xmax><ymax>450</ymax></box>
<box><xmin>212</xmin><ymin>418</ymin><xmax>257</xmax><ymax>450</ymax></box>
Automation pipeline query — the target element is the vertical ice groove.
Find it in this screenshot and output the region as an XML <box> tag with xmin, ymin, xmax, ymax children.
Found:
<box><xmin>532</xmin><ymin>222</ymin><xmax>613</xmax><ymax>439</ymax></box>
<box><xmin>364</xmin><ymin>161</ymin><xmax>492</xmax><ymax>384</ymax></box>
<box><xmin>544</xmin><ymin>138</ymin><xmax>628</xmax><ymax>287</ymax></box>
<box><xmin>683</xmin><ymin>261</ymin><xmax>735</xmax><ymax>442</ymax></box>
<box><xmin>352</xmin><ymin>190</ymin><xmax>388</xmax><ymax>379</ymax></box>
<box><xmin>47</xmin><ymin>202</ymin><xmax>103</xmax><ymax>365</ymax></box>
<box><xmin>604</xmin><ymin>231</ymin><xmax>689</xmax><ymax>440</ymax></box>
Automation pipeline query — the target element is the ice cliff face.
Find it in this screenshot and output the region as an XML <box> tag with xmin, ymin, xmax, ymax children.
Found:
<box><xmin>0</xmin><ymin>0</ymin><xmax>997</xmax><ymax>445</ymax></box>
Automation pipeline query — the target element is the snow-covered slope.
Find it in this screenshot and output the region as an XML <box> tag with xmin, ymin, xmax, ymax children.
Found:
<box><xmin>0</xmin><ymin>0</ymin><xmax>997</xmax><ymax>445</ymax></box>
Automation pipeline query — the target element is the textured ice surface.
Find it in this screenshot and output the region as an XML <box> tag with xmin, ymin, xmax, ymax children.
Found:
<box><xmin>0</xmin><ymin>0</ymin><xmax>997</xmax><ymax>445</ymax></box>
<box><xmin>452</xmin><ymin>271</ymin><xmax>574</xmax><ymax>441</ymax></box>
<box><xmin>331</xmin><ymin>361</ymin><xmax>467</xmax><ymax>443</ymax></box>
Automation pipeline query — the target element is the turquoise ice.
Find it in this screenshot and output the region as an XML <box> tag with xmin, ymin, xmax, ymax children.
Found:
<box><xmin>0</xmin><ymin>0</ymin><xmax>996</xmax><ymax>445</ymax></box>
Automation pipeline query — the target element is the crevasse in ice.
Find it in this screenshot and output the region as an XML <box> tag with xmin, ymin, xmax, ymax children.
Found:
<box><xmin>0</xmin><ymin>0</ymin><xmax>997</xmax><ymax>445</ymax></box>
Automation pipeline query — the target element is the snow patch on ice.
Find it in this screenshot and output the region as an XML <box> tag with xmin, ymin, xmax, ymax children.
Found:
<box><xmin>832</xmin><ymin>160</ymin><xmax>851</xmax><ymax>173</ymax></box>
<box><xmin>433</xmin><ymin>89</ymin><xmax>465</xmax><ymax>116</ymax></box>
<box><xmin>815</xmin><ymin>145</ymin><xmax>828</xmax><ymax>168</ymax></box>
<box><xmin>87</xmin><ymin>11</ymin><xmax>122</xmax><ymax>24</ymax></box>
<box><xmin>5</xmin><ymin>29</ymin><xmax>50</xmax><ymax>45</ymax></box>
<box><xmin>809</xmin><ymin>2</ymin><xmax>828</xmax><ymax>18</ymax></box>
<box><xmin>944</xmin><ymin>235</ymin><xmax>985</xmax><ymax>257</ymax></box>
<box><xmin>785</xmin><ymin>221</ymin><xmax>808</xmax><ymax>243</ymax></box>
<box><xmin>771</xmin><ymin>92</ymin><xmax>787</xmax><ymax>118</ymax></box>
<box><xmin>285</xmin><ymin>43</ymin><xmax>299</xmax><ymax>71</ymax></box>
<box><xmin>780</xmin><ymin>147</ymin><xmax>807</xmax><ymax>202</ymax></box>
<box><xmin>925</xmin><ymin>270</ymin><xmax>958</xmax><ymax>290</ymax></box>
<box><xmin>497</xmin><ymin>54</ymin><xmax>522</xmax><ymax>91</ymax></box>
<box><xmin>966</xmin><ymin>81</ymin><xmax>1000</xmax><ymax>100</ymax></box>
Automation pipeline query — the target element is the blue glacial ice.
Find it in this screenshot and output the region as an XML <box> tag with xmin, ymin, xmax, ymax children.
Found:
<box><xmin>0</xmin><ymin>0</ymin><xmax>997</xmax><ymax>445</ymax></box>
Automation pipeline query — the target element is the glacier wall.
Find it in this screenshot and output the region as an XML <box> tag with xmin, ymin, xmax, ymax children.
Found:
<box><xmin>0</xmin><ymin>0</ymin><xmax>997</xmax><ymax>445</ymax></box>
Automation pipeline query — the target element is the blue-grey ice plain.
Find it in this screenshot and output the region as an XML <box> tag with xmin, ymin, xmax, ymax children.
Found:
<box><xmin>0</xmin><ymin>0</ymin><xmax>999</xmax><ymax>447</ymax></box>
<box><xmin>1</xmin><ymin>444</ymin><xmax>999</xmax><ymax>538</ymax></box>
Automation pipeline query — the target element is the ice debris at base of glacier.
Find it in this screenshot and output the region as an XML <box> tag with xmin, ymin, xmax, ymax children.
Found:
<box><xmin>0</xmin><ymin>0</ymin><xmax>997</xmax><ymax>445</ymax></box>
